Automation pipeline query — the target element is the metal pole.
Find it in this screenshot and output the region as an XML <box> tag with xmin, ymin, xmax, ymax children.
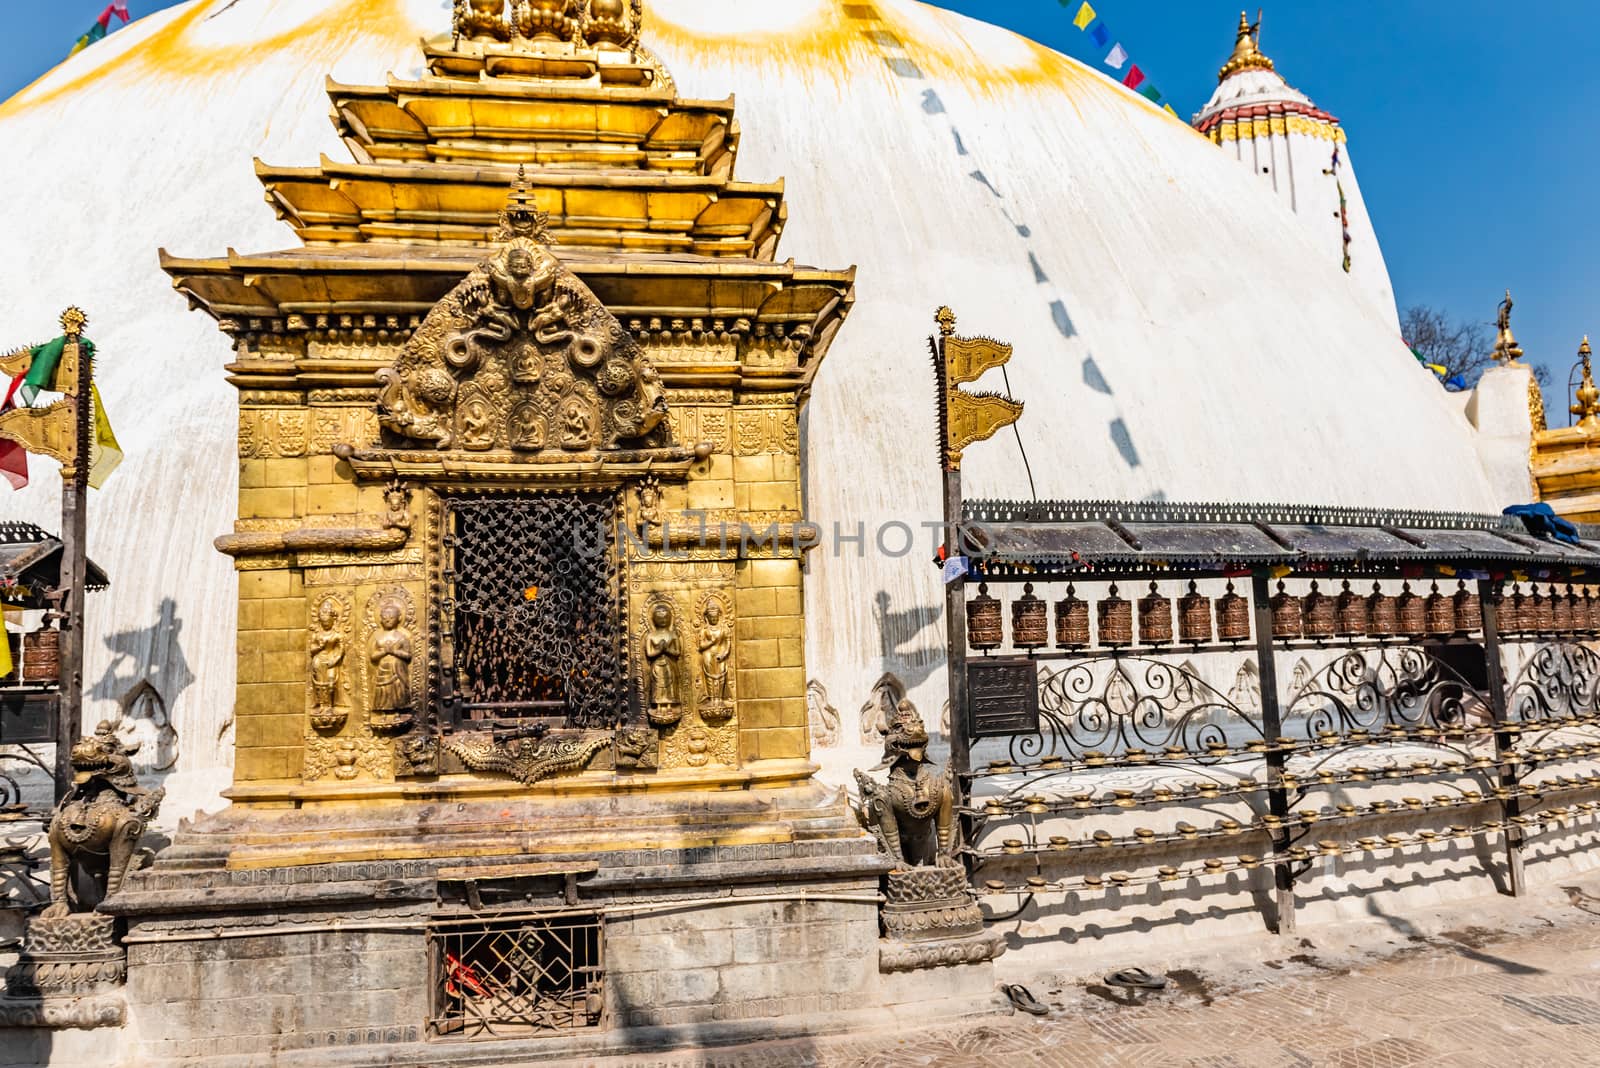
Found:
<box><xmin>53</xmin><ymin>317</ymin><xmax>91</xmax><ymax>802</ymax></box>
<box><xmin>1250</xmin><ymin>570</ymin><xmax>1295</xmax><ymax>933</ymax></box>
<box><xmin>1478</xmin><ymin>578</ymin><xmax>1523</xmax><ymax>896</ymax></box>
<box><xmin>944</xmin><ymin>468</ymin><xmax>970</xmax><ymax>791</ymax></box>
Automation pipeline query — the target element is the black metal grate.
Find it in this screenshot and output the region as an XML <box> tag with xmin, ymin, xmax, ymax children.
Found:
<box><xmin>429</xmin><ymin>913</ymin><xmax>604</xmax><ymax>1039</ymax></box>
<box><xmin>442</xmin><ymin>493</ymin><xmax>623</xmax><ymax>728</ymax></box>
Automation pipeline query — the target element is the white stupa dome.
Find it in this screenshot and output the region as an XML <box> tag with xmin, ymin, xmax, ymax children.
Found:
<box><xmin>0</xmin><ymin>0</ymin><xmax>1503</xmax><ymax>806</ymax></box>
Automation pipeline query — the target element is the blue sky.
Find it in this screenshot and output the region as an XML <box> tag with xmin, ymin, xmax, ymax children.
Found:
<box><xmin>4</xmin><ymin>1</ymin><xmax>1594</xmax><ymax>413</ymax></box>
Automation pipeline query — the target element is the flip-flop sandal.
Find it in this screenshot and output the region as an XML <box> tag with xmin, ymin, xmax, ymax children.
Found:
<box><xmin>1003</xmin><ymin>983</ymin><xmax>1050</xmax><ymax>1015</ymax></box>
<box><xmin>1105</xmin><ymin>968</ymin><xmax>1168</xmax><ymax>991</ymax></box>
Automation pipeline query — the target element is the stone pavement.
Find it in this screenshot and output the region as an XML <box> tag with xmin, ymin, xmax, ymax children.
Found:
<box><xmin>548</xmin><ymin>882</ymin><xmax>1600</xmax><ymax>1068</ymax></box>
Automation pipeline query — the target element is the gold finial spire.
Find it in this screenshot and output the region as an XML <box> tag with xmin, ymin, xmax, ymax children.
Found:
<box><xmin>1218</xmin><ymin>9</ymin><xmax>1275</xmax><ymax>82</ymax></box>
<box><xmin>1493</xmin><ymin>289</ymin><xmax>1525</xmax><ymax>365</ymax></box>
<box><xmin>60</xmin><ymin>306</ymin><xmax>87</xmax><ymax>338</ymax></box>
<box><xmin>494</xmin><ymin>164</ymin><xmax>553</xmax><ymax>244</ymax></box>
<box><xmin>1572</xmin><ymin>336</ymin><xmax>1599</xmax><ymax>430</ymax></box>
<box><xmin>935</xmin><ymin>306</ymin><xmax>957</xmax><ymax>337</ymax></box>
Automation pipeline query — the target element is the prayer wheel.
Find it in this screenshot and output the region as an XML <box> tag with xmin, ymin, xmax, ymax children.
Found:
<box><xmin>1425</xmin><ymin>581</ymin><xmax>1455</xmax><ymax>636</ymax></box>
<box><xmin>1566</xmin><ymin>586</ymin><xmax>1586</xmax><ymax>633</ymax></box>
<box><xmin>1580</xmin><ymin>588</ymin><xmax>1598</xmax><ymax>634</ymax></box>
<box><xmin>1531</xmin><ymin>586</ymin><xmax>1555</xmax><ymax>634</ymax></box>
<box><xmin>21</xmin><ymin>626</ymin><xmax>59</xmax><ymax>685</ymax></box>
<box><xmin>967</xmin><ymin>583</ymin><xmax>1003</xmax><ymax>651</ymax></box>
<box><xmin>1054</xmin><ymin>584</ymin><xmax>1090</xmax><ymax>648</ymax></box>
<box><xmin>1302</xmin><ymin>580</ymin><xmax>1335</xmax><ymax>639</ymax></box>
<box><xmin>1011</xmin><ymin>583</ymin><xmax>1048</xmax><ymax>650</ymax></box>
<box><xmin>1452</xmin><ymin>581</ymin><xmax>1482</xmax><ymax>635</ymax></box>
<box><xmin>1138</xmin><ymin>581</ymin><xmax>1173</xmax><ymax>645</ymax></box>
<box><xmin>1178</xmin><ymin>580</ymin><xmax>1212</xmax><ymax>644</ymax></box>
<box><xmin>1335</xmin><ymin>579</ymin><xmax>1367</xmax><ymax>636</ymax></box>
<box><xmin>1554</xmin><ymin>585</ymin><xmax>1575</xmax><ymax>633</ymax></box>
<box><xmin>1366</xmin><ymin>582</ymin><xmax>1397</xmax><ymax>637</ymax></box>
<box><xmin>1503</xmin><ymin>584</ymin><xmax>1528</xmax><ymax>635</ymax></box>
<box><xmin>1216</xmin><ymin>581</ymin><xmax>1250</xmax><ymax>643</ymax></box>
<box><xmin>1396</xmin><ymin>582</ymin><xmax>1426</xmax><ymax>637</ymax></box>
<box><xmin>1098</xmin><ymin>584</ymin><xmax>1133</xmax><ymax>646</ymax></box>
<box><xmin>1270</xmin><ymin>580</ymin><xmax>1302</xmax><ymax>640</ymax></box>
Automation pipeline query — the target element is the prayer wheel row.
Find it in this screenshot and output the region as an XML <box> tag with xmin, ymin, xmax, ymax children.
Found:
<box><xmin>965</xmin><ymin>576</ymin><xmax>1600</xmax><ymax>651</ymax></box>
<box><xmin>967</xmin><ymin>580</ymin><xmax>1254</xmax><ymax>651</ymax></box>
<box><xmin>1493</xmin><ymin>583</ymin><xmax>1600</xmax><ymax>637</ymax></box>
<box><xmin>1266</xmin><ymin>580</ymin><xmax>1483</xmax><ymax>640</ymax></box>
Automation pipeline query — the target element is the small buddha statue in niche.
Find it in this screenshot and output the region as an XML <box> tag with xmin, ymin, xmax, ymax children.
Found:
<box><xmin>370</xmin><ymin>598</ymin><xmax>414</xmax><ymax>728</ymax></box>
<box><xmin>645</xmin><ymin>602</ymin><xmax>681</xmax><ymax>720</ymax></box>
<box><xmin>309</xmin><ymin>598</ymin><xmax>345</xmax><ymax>717</ymax></box>
<box><xmin>697</xmin><ymin>601</ymin><xmax>731</xmax><ymax>708</ymax></box>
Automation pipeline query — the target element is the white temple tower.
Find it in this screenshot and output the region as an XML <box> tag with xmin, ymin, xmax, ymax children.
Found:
<box><xmin>1194</xmin><ymin>13</ymin><xmax>1398</xmax><ymax>329</ymax></box>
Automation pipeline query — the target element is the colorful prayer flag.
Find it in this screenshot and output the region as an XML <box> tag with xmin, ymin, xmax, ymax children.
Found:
<box><xmin>1089</xmin><ymin>22</ymin><xmax>1110</xmax><ymax>47</ymax></box>
<box><xmin>1139</xmin><ymin>84</ymin><xmax>1162</xmax><ymax>102</ymax></box>
<box><xmin>1104</xmin><ymin>43</ymin><xmax>1128</xmax><ymax>69</ymax></box>
<box><xmin>0</xmin><ymin>606</ymin><xmax>14</xmax><ymax>680</ymax></box>
<box><xmin>1163</xmin><ymin>104</ymin><xmax>1178</xmax><ymax>118</ymax></box>
<box><xmin>1122</xmin><ymin>65</ymin><xmax>1145</xmax><ymax>90</ymax></box>
<box><xmin>88</xmin><ymin>382</ymin><xmax>122</xmax><ymax>489</ymax></box>
<box><xmin>68</xmin><ymin>4</ymin><xmax>131</xmax><ymax>59</ymax></box>
<box><xmin>1072</xmin><ymin>3</ymin><xmax>1097</xmax><ymax>30</ymax></box>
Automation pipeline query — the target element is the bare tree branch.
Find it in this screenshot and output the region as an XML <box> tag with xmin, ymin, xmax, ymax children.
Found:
<box><xmin>1401</xmin><ymin>304</ymin><xmax>1494</xmax><ymax>391</ymax></box>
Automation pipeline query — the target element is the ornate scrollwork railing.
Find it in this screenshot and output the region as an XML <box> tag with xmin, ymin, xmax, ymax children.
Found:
<box><xmin>0</xmin><ymin>744</ymin><xmax>48</xmax><ymax>808</ymax></box>
<box><xmin>1016</xmin><ymin>656</ymin><xmax>1263</xmax><ymax>765</ymax></box>
<box><xmin>1282</xmin><ymin>646</ymin><xmax>1486</xmax><ymax>741</ymax></box>
<box><xmin>1504</xmin><ymin>642</ymin><xmax>1600</xmax><ymax>724</ymax></box>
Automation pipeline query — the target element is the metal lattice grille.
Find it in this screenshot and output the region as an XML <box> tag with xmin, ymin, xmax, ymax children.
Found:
<box><xmin>430</xmin><ymin>915</ymin><xmax>603</xmax><ymax>1038</ymax></box>
<box><xmin>443</xmin><ymin>493</ymin><xmax>623</xmax><ymax>728</ymax></box>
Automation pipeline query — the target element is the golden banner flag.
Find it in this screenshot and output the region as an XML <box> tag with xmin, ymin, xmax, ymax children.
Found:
<box><xmin>946</xmin><ymin>390</ymin><xmax>1024</xmax><ymax>469</ymax></box>
<box><xmin>0</xmin><ymin>398</ymin><xmax>77</xmax><ymax>467</ymax></box>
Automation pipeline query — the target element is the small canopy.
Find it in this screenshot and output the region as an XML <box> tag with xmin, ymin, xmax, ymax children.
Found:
<box><xmin>0</xmin><ymin>521</ymin><xmax>109</xmax><ymax>608</ymax></box>
<box><xmin>961</xmin><ymin>500</ymin><xmax>1600</xmax><ymax>579</ymax></box>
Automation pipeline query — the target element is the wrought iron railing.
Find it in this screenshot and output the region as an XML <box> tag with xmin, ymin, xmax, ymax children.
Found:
<box><xmin>950</xmin><ymin>570</ymin><xmax>1600</xmax><ymax>931</ymax></box>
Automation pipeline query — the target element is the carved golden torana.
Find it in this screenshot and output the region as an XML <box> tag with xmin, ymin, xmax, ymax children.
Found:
<box><xmin>167</xmin><ymin>0</ymin><xmax>853</xmax><ymax>803</ymax></box>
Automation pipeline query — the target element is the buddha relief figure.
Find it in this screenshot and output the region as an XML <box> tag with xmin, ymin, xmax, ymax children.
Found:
<box><xmin>644</xmin><ymin>602</ymin><xmax>681</xmax><ymax>722</ymax></box>
<box><xmin>369</xmin><ymin>597</ymin><xmax>414</xmax><ymax>730</ymax></box>
<box><xmin>561</xmin><ymin>398</ymin><xmax>596</xmax><ymax>449</ymax></box>
<box><xmin>697</xmin><ymin>600</ymin><xmax>731</xmax><ymax>709</ymax></box>
<box><xmin>309</xmin><ymin>598</ymin><xmax>345</xmax><ymax>730</ymax></box>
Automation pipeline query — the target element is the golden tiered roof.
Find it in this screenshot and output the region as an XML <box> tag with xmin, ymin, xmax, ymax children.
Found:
<box><xmin>164</xmin><ymin>0</ymin><xmax>853</xmax><ymax>394</ymax></box>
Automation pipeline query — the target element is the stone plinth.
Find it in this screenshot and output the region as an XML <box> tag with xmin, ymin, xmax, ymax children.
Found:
<box><xmin>68</xmin><ymin>781</ymin><xmax>996</xmax><ymax>1065</ymax></box>
<box><xmin>878</xmin><ymin>867</ymin><xmax>1005</xmax><ymax>974</ymax></box>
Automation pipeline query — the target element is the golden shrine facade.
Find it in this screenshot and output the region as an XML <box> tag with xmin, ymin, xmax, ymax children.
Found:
<box><xmin>161</xmin><ymin>1</ymin><xmax>856</xmax><ymax>806</ymax></box>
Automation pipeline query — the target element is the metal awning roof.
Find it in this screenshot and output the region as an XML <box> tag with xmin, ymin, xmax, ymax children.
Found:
<box><xmin>960</xmin><ymin>500</ymin><xmax>1600</xmax><ymax>577</ymax></box>
<box><xmin>0</xmin><ymin>521</ymin><xmax>109</xmax><ymax>605</ymax></box>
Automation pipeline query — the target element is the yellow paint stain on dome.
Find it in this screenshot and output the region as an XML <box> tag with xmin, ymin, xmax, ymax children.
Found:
<box><xmin>0</xmin><ymin>0</ymin><xmax>1179</xmax><ymax>133</ymax></box>
<box><xmin>1</xmin><ymin>0</ymin><xmax>424</xmax><ymax>118</ymax></box>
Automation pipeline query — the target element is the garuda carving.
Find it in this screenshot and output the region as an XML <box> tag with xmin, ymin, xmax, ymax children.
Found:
<box><xmin>42</xmin><ymin>723</ymin><xmax>165</xmax><ymax>918</ymax></box>
<box><xmin>854</xmin><ymin>701</ymin><xmax>959</xmax><ymax>869</ymax></box>
<box><xmin>443</xmin><ymin>730</ymin><xmax>610</xmax><ymax>785</ymax></box>
<box><xmin>375</xmin><ymin>174</ymin><xmax>671</xmax><ymax>459</ymax></box>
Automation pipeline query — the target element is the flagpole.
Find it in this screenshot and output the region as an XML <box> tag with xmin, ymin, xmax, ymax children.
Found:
<box><xmin>53</xmin><ymin>308</ymin><xmax>90</xmax><ymax>802</ymax></box>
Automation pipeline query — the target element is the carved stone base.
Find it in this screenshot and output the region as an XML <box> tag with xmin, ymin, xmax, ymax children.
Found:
<box><xmin>877</xmin><ymin>867</ymin><xmax>1004</xmax><ymax>972</ymax></box>
<box><xmin>879</xmin><ymin>931</ymin><xmax>1007</xmax><ymax>972</ymax></box>
<box><xmin>0</xmin><ymin>993</ymin><xmax>126</xmax><ymax>1030</ymax></box>
<box><xmin>5</xmin><ymin>913</ymin><xmax>126</xmax><ymax>998</ymax></box>
<box><xmin>882</xmin><ymin>866</ymin><xmax>984</xmax><ymax>941</ymax></box>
